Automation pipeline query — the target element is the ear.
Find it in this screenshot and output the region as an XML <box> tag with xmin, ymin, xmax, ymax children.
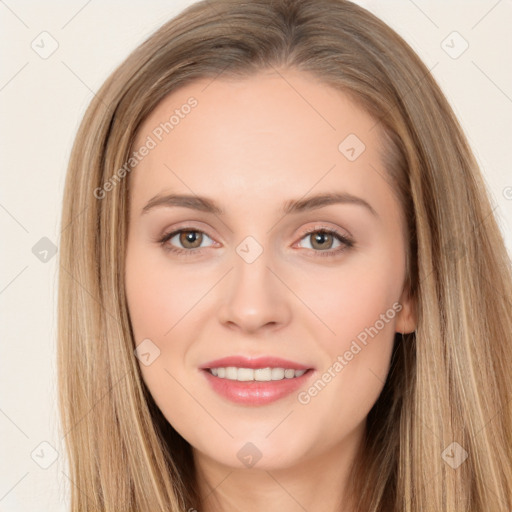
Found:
<box><xmin>395</xmin><ymin>287</ymin><xmax>417</xmax><ymax>334</ymax></box>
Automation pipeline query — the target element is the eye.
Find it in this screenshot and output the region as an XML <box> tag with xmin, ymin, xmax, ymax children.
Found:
<box><xmin>296</xmin><ymin>226</ymin><xmax>354</xmax><ymax>257</ymax></box>
<box><xmin>157</xmin><ymin>225</ymin><xmax>354</xmax><ymax>259</ymax></box>
<box><xmin>158</xmin><ymin>228</ymin><xmax>216</xmax><ymax>256</ymax></box>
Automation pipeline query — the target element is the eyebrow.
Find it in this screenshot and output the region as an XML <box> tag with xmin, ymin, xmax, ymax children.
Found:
<box><xmin>141</xmin><ymin>192</ymin><xmax>378</xmax><ymax>217</ymax></box>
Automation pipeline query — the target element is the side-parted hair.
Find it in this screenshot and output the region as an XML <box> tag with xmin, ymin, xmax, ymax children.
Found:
<box><xmin>57</xmin><ymin>0</ymin><xmax>512</xmax><ymax>510</ymax></box>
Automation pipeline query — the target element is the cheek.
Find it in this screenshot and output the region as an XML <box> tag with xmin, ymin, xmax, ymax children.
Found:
<box><xmin>125</xmin><ymin>245</ymin><xmax>191</xmax><ymax>393</ymax></box>
<box><xmin>125</xmin><ymin>245</ymin><xmax>209</xmax><ymax>343</ymax></box>
<box><xmin>295</xmin><ymin>245</ymin><xmax>402</xmax><ymax>420</ymax></box>
<box><xmin>125</xmin><ymin>246</ymin><xmax>209</xmax><ymax>443</ymax></box>
<box><xmin>302</xmin><ymin>247</ymin><xmax>403</xmax><ymax>347</ymax></box>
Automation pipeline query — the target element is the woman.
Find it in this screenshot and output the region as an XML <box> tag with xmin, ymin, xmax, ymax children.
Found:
<box><xmin>57</xmin><ymin>0</ymin><xmax>512</xmax><ymax>510</ymax></box>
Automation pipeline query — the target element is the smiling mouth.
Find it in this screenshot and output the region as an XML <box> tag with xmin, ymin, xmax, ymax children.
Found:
<box><xmin>205</xmin><ymin>367</ymin><xmax>311</xmax><ymax>382</ymax></box>
<box><xmin>201</xmin><ymin>364</ymin><xmax>315</xmax><ymax>406</ymax></box>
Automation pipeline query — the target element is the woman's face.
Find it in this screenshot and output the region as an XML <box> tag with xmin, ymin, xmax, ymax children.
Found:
<box><xmin>125</xmin><ymin>68</ymin><xmax>416</xmax><ymax>472</ymax></box>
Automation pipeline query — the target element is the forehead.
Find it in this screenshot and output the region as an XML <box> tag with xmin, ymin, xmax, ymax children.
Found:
<box><xmin>129</xmin><ymin>69</ymin><xmax>390</xmax><ymax>216</ymax></box>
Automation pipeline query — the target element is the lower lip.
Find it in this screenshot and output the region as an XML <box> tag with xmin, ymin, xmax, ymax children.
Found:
<box><xmin>201</xmin><ymin>369</ymin><xmax>314</xmax><ymax>406</ymax></box>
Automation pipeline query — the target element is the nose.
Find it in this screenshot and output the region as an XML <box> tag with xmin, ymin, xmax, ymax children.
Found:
<box><xmin>217</xmin><ymin>247</ymin><xmax>292</xmax><ymax>334</ymax></box>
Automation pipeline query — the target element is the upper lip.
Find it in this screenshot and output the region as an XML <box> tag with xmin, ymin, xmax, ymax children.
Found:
<box><xmin>199</xmin><ymin>356</ymin><xmax>313</xmax><ymax>370</ymax></box>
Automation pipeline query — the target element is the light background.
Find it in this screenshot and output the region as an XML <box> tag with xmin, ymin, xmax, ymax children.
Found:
<box><xmin>1</xmin><ymin>0</ymin><xmax>511</xmax><ymax>510</ymax></box>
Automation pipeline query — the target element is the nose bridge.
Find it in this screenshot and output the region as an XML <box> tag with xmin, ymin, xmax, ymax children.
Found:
<box><xmin>234</xmin><ymin>238</ymin><xmax>271</xmax><ymax>293</ymax></box>
<box><xmin>217</xmin><ymin>234</ymin><xmax>290</xmax><ymax>332</ymax></box>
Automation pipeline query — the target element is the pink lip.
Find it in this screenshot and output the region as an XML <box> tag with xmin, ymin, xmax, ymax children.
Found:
<box><xmin>201</xmin><ymin>369</ymin><xmax>314</xmax><ymax>406</ymax></box>
<box><xmin>199</xmin><ymin>356</ymin><xmax>313</xmax><ymax>371</ymax></box>
<box><xmin>199</xmin><ymin>356</ymin><xmax>315</xmax><ymax>406</ymax></box>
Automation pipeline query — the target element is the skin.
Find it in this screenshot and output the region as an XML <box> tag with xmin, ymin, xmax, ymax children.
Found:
<box><xmin>125</xmin><ymin>68</ymin><xmax>417</xmax><ymax>512</ymax></box>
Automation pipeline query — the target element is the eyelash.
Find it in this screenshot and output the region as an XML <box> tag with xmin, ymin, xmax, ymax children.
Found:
<box><xmin>157</xmin><ymin>225</ymin><xmax>354</xmax><ymax>258</ymax></box>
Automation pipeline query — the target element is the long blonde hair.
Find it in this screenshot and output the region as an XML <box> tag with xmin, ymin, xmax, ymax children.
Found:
<box><xmin>57</xmin><ymin>0</ymin><xmax>512</xmax><ymax>510</ymax></box>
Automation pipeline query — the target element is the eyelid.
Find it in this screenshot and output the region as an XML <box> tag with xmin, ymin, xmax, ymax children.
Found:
<box><xmin>157</xmin><ymin>220</ymin><xmax>216</xmax><ymax>240</ymax></box>
<box><xmin>298</xmin><ymin>223</ymin><xmax>353</xmax><ymax>240</ymax></box>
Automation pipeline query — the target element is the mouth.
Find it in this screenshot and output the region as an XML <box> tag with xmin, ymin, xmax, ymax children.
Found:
<box><xmin>199</xmin><ymin>356</ymin><xmax>315</xmax><ymax>406</ymax></box>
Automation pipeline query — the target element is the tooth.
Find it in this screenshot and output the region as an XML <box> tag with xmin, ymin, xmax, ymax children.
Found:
<box><xmin>237</xmin><ymin>368</ymin><xmax>254</xmax><ymax>381</ymax></box>
<box><xmin>271</xmin><ymin>368</ymin><xmax>285</xmax><ymax>380</ymax></box>
<box><xmin>209</xmin><ymin>367</ymin><xmax>308</xmax><ymax>381</ymax></box>
<box><xmin>254</xmin><ymin>367</ymin><xmax>272</xmax><ymax>381</ymax></box>
<box><xmin>225</xmin><ymin>366</ymin><xmax>238</xmax><ymax>380</ymax></box>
